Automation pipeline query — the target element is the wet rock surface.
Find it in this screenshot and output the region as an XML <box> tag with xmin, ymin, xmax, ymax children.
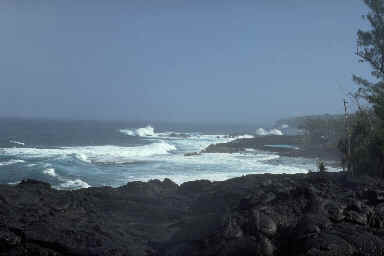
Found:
<box><xmin>1</xmin><ymin>172</ymin><xmax>384</xmax><ymax>255</ymax></box>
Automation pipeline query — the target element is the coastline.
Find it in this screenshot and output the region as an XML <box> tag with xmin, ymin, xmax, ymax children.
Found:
<box><xmin>202</xmin><ymin>135</ymin><xmax>341</xmax><ymax>164</ymax></box>
<box><xmin>1</xmin><ymin>171</ymin><xmax>384</xmax><ymax>255</ymax></box>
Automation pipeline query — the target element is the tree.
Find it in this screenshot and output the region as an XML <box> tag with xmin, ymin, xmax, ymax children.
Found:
<box><xmin>297</xmin><ymin>115</ymin><xmax>345</xmax><ymax>147</ymax></box>
<box><xmin>354</xmin><ymin>0</ymin><xmax>384</xmax><ymax>119</ymax></box>
<box><xmin>340</xmin><ymin>0</ymin><xmax>384</xmax><ymax>177</ymax></box>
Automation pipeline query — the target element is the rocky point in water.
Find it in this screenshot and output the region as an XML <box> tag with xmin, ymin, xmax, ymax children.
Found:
<box><xmin>202</xmin><ymin>135</ymin><xmax>341</xmax><ymax>161</ymax></box>
<box><xmin>1</xmin><ymin>172</ymin><xmax>384</xmax><ymax>255</ymax></box>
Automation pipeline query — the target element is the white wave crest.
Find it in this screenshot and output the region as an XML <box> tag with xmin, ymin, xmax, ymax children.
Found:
<box><xmin>0</xmin><ymin>159</ymin><xmax>25</xmax><ymax>166</ymax></box>
<box><xmin>63</xmin><ymin>141</ymin><xmax>177</xmax><ymax>164</ymax></box>
<box><xmin>256</xmin><ymin>128</ymin><xmax>283</xmax><ymax>136</ymax></box>
<box><xmin>1</xmin><ymin>141</ymin><xmax>176</xmax><ymax>164</ymax></box>
<box><xmin>235</xmin><ymin>134</ymin><xmax>254</xmax><ymax>139</ymax></box>
<box><xmin>59</xmin><ymin>179</ymin><xmax>90</xmax><ymax>189</ymax></box>
<box><xmin>9</xmin><ymin>140</ymin><xmax>25</xmax><ymax>146</ymax></box>
<box><xmin>135</xmin><ymin>152</ymin><xmax>307</xmax><ymax>185</ymax></box>
<box><xmin>119</xmin><ymin>129</ymin><xmax>135</xmax><ymax>136</ymax></box>
<box><xmin>42</xmin><ymin>167</ymin><xmax>89</xmax><ymax>189</ymax></box>
<box><xmin>120</xmin><ymin>125</ymin><xmax>155</xmax><ymax>137</ymax></box>
<box><xmin>72</xmin><ymin>153</ymin><xmax>91</xmax><ymax>163</ymax></box>
<box><xmin>43</xmin><ymin>168</ymin><xmax>57</xmax><ymax>177</ymax></box>
<box><xmin>8</xmin><ymin>181</ymin><xmax>21</xmax><ymax>185</ymax></box>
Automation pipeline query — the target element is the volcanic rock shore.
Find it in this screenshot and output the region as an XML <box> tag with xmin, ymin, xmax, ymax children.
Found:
<box><xmin>202</xmin><ymin>135</ymin><xmax>341</xmax><ymax>162</ymax></box>
<box><xmin>1</xmin><ymin>172</ymin><xmax>384</xmax><ymax>255</ymax></box>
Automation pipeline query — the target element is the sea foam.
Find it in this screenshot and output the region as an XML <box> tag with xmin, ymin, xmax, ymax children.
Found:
<box><xmin>59</xmin><ymin>179</ymin><xmax>90</xmax><ymax>189</ymax></box>
<box><xmin>72</xmin><ymin>153</ymin><xmax>91</xmax><ymax>163</ymax></box>
<box><xmin>256</xmin><ymin>128</ymin><xmax>283</xmax><ymax>136</ymax></box>
<box><xmin>9</xmin><ymin>140</ymin><xmax>25</xmax><ymax>146</ymax></box>
<box><xmin>235</xmin><ymin>134</ymin><xmax>254</xmax><ymax>139</ymax></box>
<box><xmin>0</xmin><ymin>159</ymin><xmax>25</xmax><ymax>166</ymax></box>
<box><xmin>41</xmin><ymin>167</ymin><xmax>90</xmax><ymax>189</ymax></box>
<box><xmin>120</xmin><ymin>126</ymin><xmax>156</xmax><ymax>137</ymax></box>
<box><xmin>43</xmin><ymin>168</ymin><xmax>57</xmax><ymax>177</ymax></box>
<box><xmin>1</xmin><ymin>141</ymin><xmax>177</xmax><ymax>164</ymax></box>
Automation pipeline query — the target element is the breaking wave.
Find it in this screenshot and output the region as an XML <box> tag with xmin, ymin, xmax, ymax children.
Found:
<box><xmin>0</xmin><ymin>159</ymin><xmax>25</xmax><ymax>166</ymax></box>
<box><xmin>1</xmin><ymin>141</ymin><xmax>177</xmax><ymax>164</ymax></box>
<box><xmin>59</xmin><ymin>179</ymin><xmax>90</xmax><ymax>189</ymax></box>
<box><xmin>235</xmin><ymin>134</ymin><xmax>254</xmax><ymax>139</ymax></box>
<box><xmin>41</xmin><ymin>167</ymin><xmax>89</xmax><ymax>189</ymax></box>
<box><xmin>72</xmin><ymin>153</ymin><xmax>91</xmax><ymax>163</ymax></box>
<box><xmin>120</xmin><ymin>126</ymin><xmax>156</xmax><ymax>137</ymax></box>
<box><xmin>8</xmin><ymin>181</ymin><xmax>21</xmax><ymax>185</ymax></box>
<box><xmin>43</xmin><ymin>168</ymin><xmax>57</xmax><ymax>177</ymax></box>
<box><xmin>9</xmin><ymin>140</ymin><xmax>25</xmax><ymax>146</ymax></box>
<box><xmin>256</xmin><ymin>128</ymin><xmax>283</xmax><ymax>136</ymax></box>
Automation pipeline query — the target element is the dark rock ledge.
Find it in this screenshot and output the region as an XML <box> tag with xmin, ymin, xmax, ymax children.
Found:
<box><xmin>1</xmin><ymin>172</ymin><xmax>384</xmax><ymax>255</ymax></box>
<box><xmin>202</xmin><ymin>135</ymin><xmax>341</xmax><ymax>162</ymax></box>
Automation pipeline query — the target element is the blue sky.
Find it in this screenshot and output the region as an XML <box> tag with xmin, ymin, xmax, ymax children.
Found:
<box><xmin>0</xmin><ymin>0</ymin><xmax>371</xmax><ymax>123</ymax></box>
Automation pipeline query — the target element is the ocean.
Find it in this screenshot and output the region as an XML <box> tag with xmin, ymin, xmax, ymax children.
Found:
<box><xmin>0</xmin><ymin>118</ymin><xmax>334</xmax><ymax>189</ymax></box>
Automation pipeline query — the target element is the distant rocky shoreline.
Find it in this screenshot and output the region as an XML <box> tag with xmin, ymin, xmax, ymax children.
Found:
<box><xmin>1</xmin><ymin>171</ymin><xmax>384</xmax><ymax>255</ymax></box>
<box><xmin>187</xmin><ymin>135</ymin><xmax>341</xmax><ymax>164</ymax></box>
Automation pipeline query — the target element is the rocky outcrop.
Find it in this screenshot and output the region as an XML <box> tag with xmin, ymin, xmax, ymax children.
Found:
<box><xmin>1</xmin><ymin>172</ymin><xmax>384</xmax><ymax>255</ymax></box>
<box><xmin>202</xmin><ymin>135</ymin><xmax>341</xmax><ymax>161</ymax></box>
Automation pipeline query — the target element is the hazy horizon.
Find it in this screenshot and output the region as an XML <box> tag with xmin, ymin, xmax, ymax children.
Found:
<box><xmin>0</xmin><ymin>115</ymin><xmax>275</xmax><ymax>128</ymax></box>
<box><xmin>0</xmin><ymin>0</ymin><xmax>371</xmax><ymax>123</ymax></box>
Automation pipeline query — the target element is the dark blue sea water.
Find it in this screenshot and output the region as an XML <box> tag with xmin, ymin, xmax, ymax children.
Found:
<box><xmin>0</xmin><ymin>118</ymin><xmax>332</xmax><ymax>189</ymax></box>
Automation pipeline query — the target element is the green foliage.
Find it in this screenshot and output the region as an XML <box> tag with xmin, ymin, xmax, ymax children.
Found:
<box><xmin>338</xmin><ymin>110</ymin><xmax>384</xmax><ymax>176</ymax></box>
<box><xmin>341</xmin><ymin>0</ymin><xmax>384</xmax><ymax>177</ymax></box>
<box><xmin>276</xmin><ymin>114</ymin><xmax>345</xmax><ymax>148</ymax></box>
<box><xmin>296</xmin><ymin>115</ymin><xmax>345</xmax><ymax>147</ymax></box>
<box><xmin>317</xmin><ymin>160</ymin><xmax>326</xmax><ymax>172</ymax></box>
<box><xmin>355</xmin><ymin>0</ymin><xmax>384</xmax><ymax>113</ymax></box>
